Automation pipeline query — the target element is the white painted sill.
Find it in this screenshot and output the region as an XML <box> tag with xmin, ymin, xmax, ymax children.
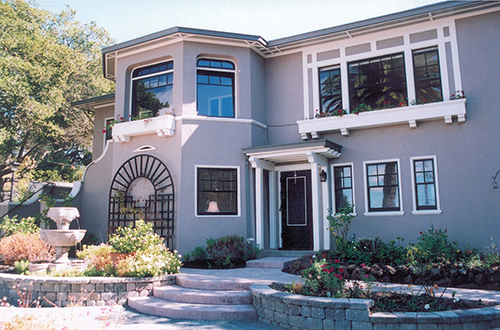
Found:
<box><xmin>112</xmin><ymin>115</ymin><xmax>175</xmax><ymax>143</ymax></box>
<box><xmin>412</xmin><ymin>209</ymin><xmax>442</xmax><ymax>216</ymax></box>
<box><xmin>297</xmin><ymin>98</ymin><xmax>466</xmax><ymax>138</ymax></box>
<box><xmin>364</xmin><ymin>211</ymin><xmax>405</xmax><ymax>217</ymax></box>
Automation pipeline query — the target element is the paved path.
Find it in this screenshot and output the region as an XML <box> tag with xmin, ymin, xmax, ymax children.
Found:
<box><xmin>2</xmin><ymin>266</ymin><xmax>500</xmax><ymax>329</ymax></box>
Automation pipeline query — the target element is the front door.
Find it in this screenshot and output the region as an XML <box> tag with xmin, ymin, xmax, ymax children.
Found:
<box><xmin>280</xmin><ymin>170</ymin><xmax>313</xmax><ymax>250</ymax></box>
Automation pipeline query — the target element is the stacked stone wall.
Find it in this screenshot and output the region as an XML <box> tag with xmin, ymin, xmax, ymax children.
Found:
<box><xmin>0</xmin><ymin>273</ymin><xmax>175</xmax><ymax>307</ymax></box>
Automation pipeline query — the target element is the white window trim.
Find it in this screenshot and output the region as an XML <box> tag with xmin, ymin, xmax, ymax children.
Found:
<box><xmin>299</xmin><ymin>18</ymin><xmax>466</xmax><ymax>137</ymax></box>
<box><xmin>331</xmin><ymin>162</ymin><xmax>356</xmax><ymax>215</ymax></box>
<box><xmin>410</xmin><ymin>155</ymin><xmax>442</xmax><ymax>215</ymax></box>
<box><xmin>128</xmin><ymin>59</ymin><xmax>174</xmax><ymax>120</ymax></box>
<box><xmin>103</xmin><ymin>117</ymin><xmax>114</xmax><ymax>149</ymax></box>
<box><xmin>196</xmin><ymin>57</ymin><xmax>238</xmax><ymax>119</ymax></box>
<box><xmin>194</xmin><ymin>165</ymin><xmax>241</xmax><ymax>218</ymax></box>
<box><xmin>363</xmin><ymin>158</ymin><xmax>404</xmax><ymax>217</ymax></box>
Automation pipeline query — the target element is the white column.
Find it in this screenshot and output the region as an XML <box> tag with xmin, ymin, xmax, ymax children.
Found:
<box><xmin>306</xmin><ymin>152</ymin><xmax>328</xmax><ymax>251</ymax></box>
<box><xmin>269</xmin><ymin>171</ymin><xmax>278</xmax><ymax>249</ymax></box>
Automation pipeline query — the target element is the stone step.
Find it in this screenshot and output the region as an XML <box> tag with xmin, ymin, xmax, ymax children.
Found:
<box><xmin>175</xmin><ymin>274</ymin><xmax>254</xmax><ymax>291</ymax></box>
<box><xmin>246</xmin><ymin>256</ymin><xmax>298</xmax><ymax>269</ymax></box>
<box><xmin>258</xmin><ymin>250</ymin><xmax>313</xmax><ymax>258</ymax></box>
<box><xmin>153</xmin><ymin>285</ymin><xmax>252</xmax><ymax>305</ymax></box>
<box><xmin>128</xmin><ymin>296</ymin><xmax>257</xmax><ymax>321</ymax></box>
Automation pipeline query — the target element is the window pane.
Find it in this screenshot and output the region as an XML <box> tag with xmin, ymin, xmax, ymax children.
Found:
<box><xmin>417</xmin><ymin>184</ymin><xmax>436</xmax><ymax>206</ymax></box>
<box><xmin>415</xmin><ymin>161</ymin><xmax>423</xmax><ymax>172</ymax></box>
<box><xmin>158</xmin><ymin>74</ymin><xmax>167</xmax><ymax>87</ymax></box>
<box><xmin>197</xmin><ymin>78</ymin><xmax>234</xmax><ymax>117</ymax></box>
<box><xmin>368</xmin><ymin>165</ymin><xmax>377</xmax><ymax>176</ymax></box>
<box><xmin>198</xmin><ymin>74</ymin><xmax>209</xmax><ymax>84</ymax></box>
<box><xmin>416</xmin><ymin>173</ymin><xmax>425</xmax><ymax>183</ymax></box>
<box><xmin>425</xmin><ymin>172</ymin><xmax>434</xmax><ymax>183</ymax></box>
<box><xmin>198</xmin><ymin>60</ymin><xmax>210</xmax><ymax>67</ymax></box>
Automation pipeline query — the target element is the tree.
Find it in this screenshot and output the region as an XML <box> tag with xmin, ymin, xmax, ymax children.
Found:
<box><xmin>0</xmin><ymin>0</ymin><xmax>115</xmax><ymax>197</ymax></box>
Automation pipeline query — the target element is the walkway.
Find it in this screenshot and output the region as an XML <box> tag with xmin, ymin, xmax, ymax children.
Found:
<box><xmin>2</xmin><ymin>265</ymin><xmax>500</xmax><ymax>329</ymax></box>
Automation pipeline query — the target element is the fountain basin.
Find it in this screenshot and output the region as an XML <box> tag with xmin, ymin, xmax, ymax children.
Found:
<box><xmin>40</xmin><ymin>229</ymin><xmax>86</xmax><ymax>247</ymax></box>
<box><xmin>46</xmin><ymin>207</ymin><xmax>80</xmax><ymax>230</ymax></box>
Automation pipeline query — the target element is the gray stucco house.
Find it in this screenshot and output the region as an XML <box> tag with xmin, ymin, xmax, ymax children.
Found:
<box><xmin>73</xmin><ymin>1</ymin><xmax>500</xmax><ymax>255</ymax></box>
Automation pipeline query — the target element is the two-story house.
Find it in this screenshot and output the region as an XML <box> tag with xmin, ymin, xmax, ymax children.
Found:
<box><xmin>73</xmin><ymin>1</ymin><xmax>500</xmax><ymax>255</ymax></box>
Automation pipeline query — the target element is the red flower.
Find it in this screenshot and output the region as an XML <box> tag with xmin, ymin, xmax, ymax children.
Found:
<box><xmin>419</xmin><ymin>231</ymin><xmax>422</xmax><ymax>234</ymax></box>
<box><xmin>120</xmin><ymin>117</ymin><xmax>124</xmax><ymax>121</ymax></box>
<box><xmin>339</xmin><ymin>268</ymin><xmax>344</xmax><ymax>273</ymax></box>
<box><xmin>399</xmin><ymin>102</ymin><xmax>404</xmax><ymax>107</ymax></box>
<box><xmin>102</xmin><ymin>129</ymin><xmax>107</xmax><ymax>134</ymax></box>
<box><xmin>335</xmin><ymin>259</ymin><xmax>340</xmax><ymax>263</ymax></box>
<box><xmin>337</xmin><ymin>109</ymin><xmax>343</xmax><ymax>115</ymax></box>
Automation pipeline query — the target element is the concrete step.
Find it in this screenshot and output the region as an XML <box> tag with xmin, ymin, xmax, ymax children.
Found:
<box><xmin>176</xmin><ymin>274</ymin><xmax>254</xmax><ymax>291</ymax></box>
<box><xmin>128</xmin><ymin>296</ymin><xmax>257</xmax><ymax>321</ymax></box>
<box><xmin>153</xmin><ymin>285</ymin><xmax>252</xmax><ymax>305</ymax></box>
<box><xmin>246</xmin><ymin>256</ymin><xmax>298</xmax><ymax>269</ymax></box>
<box><xmin>258</xmin><ymin>250</ymin><xmax>313</xmax><ymax>258</ymax></box>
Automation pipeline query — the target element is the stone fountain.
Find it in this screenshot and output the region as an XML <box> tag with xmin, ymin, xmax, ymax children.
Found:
<box><xmin>40</xmin><ymin>207</ymin><xmax>86</xmax><ymax>270</ymax></box>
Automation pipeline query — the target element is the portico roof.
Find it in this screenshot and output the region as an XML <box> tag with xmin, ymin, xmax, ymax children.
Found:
<box><xmin>243</xmin><ymin>139</ymin><xmax>341</xmax><ymax>167</ymax></box>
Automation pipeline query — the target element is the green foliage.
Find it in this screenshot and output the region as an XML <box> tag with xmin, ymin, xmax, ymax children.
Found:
<box><xmin>185</xmin><ymin>246</ymin><xmax>207</xmax><ymax>261</ymax></box>
<box><xmin>205</xmin><ymin>234</ymin><xmax>261</xmax><ymax>268</ymax></box>
<box><xmin>108</xmin><ymin>220</ymin><xmax>163</xmax><ymax>254</ymax></box>
<box><xmin>407</xmin><ymin>224</ymin><xmax>458</xmax><ymax>266</ymax></box>
<box><xmin>14</xmin><ymin>259</ymin><xmax>29</xmax><ymax>275</ymax></box>
<box><xmin>116</xmin><ymin>246</ymin><xmax>182</xmax><ymax>277</ymax></box>
<box><xmin>300</xmin><ymin>257</ymin><xmax>346</xmax><ymax>297</ymax></box>
<box><xmin>0</xmin><ymin>0</ymin><xmax>115</xmax><ymax>195</ymax></box>
<box><xmin>330</xmin><ymin>237</ymin><xmax>407</xmax><ymax>266</ymax></box>
<box><xmin>327</xmin><ymin>205</ymin><xmax>355</xmax><ymax>243</ymax></box>
<box><xmin>0</xmin><ymin>215</ymin><xmax>38</xmax><ymax>238</ymax></box>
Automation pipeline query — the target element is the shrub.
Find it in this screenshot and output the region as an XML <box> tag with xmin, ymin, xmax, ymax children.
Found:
<box><xmin>0</xmin><ymin>215</ymin><xmax>39</xmax><ymax>238</ymax></box>
<box><xmin>108</xmin><ymin>220</ymin><xmax>163</xmax><ymax>254</ymax></box>
<box><xmin>407</xmin><ymin>224</ymin><xmax>458</xmax><ymax>266</ymax></box>
<box><xmin>0</xmin><ymin>233</ymin><xmax>54</xmax><ymax>265</ymax></box>
<box><xmin>301</xmin><ymin>257</ymin><xmax>346</xmax><ymax>297</ymax></box>
<box><xmin>116</xmin><ymin>246</ymin><xmax>182</xmax><ymax>277</ymax></box>
<box><xmin>77</xmin><ymin>244</ymin><xmax>115</xmax><ymax>276</ymax></box>
<box><xmin>205</xmin><ymin>234</ymin><xmax>260</xmax><ymax>268</ymax></box>
<box><xmin>185</xmin><ymin>246</ymin><xmax>207</xmax><ymax>261</ymax></box>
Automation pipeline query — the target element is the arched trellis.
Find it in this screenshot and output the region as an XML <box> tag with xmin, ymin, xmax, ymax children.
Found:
<box><xmin>109</xmin><ymin>155</ymin><xmax>174</xmax><ymax>250</ymax></box>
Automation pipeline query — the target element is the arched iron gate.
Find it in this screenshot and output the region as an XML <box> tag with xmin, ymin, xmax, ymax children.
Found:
<box><xmin>108</xmin><ymin>155</ymin><xmax>174</xmax><ymax>250</ymax></box>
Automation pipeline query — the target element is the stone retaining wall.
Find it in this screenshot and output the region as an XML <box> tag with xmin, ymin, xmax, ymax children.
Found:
<box><xmin>0</xmin><ymin>273</ymin><xmax>175</xmax><ymax>307</ymax></box>
<box><xmin>250</xmin><ymin>284</ymin><xmax>500</xmax><ymax>330</ymax></box>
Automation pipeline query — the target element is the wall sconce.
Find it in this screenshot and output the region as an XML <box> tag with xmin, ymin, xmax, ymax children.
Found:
<box><xmin>319</xmin><ymin>169</ymin><xmax>327</xmax><ymax>182</ymax></box>
<box><xmin>493</xmin><ymin>170</ymin><xmax>500</xmax><ymax>189</ymax></box>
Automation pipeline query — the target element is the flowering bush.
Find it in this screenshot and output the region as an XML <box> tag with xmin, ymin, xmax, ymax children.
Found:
<box><xmin>407</xmin><ymin>224</ymin><xmax>458</xmax><ymax>265</ymax></box>
<box><xmin>300</xmin><ymin>257</ymin><xmax>346</xmax><ymax>297</ymax></box>
<box><xmin>108</xmin><ymin>220</ymin><xmax>163</xmax><ymax>254</ymax></box>
<box><xmin>0</xmin><ymin>233</ymin><xmax>54</xmax><ymax>265</ymax></box>
<box><xmin>116</xmin><ymin>245</ymin><xmax>182</xmax><ymax>277</ymax></box>
<box><xmin>0</xmin><ymin>215</ymin><xmax>39</xmax><ymax>238</ymax></box>
<box><xmin>77</xmin><ymin>244</ymin><xmax>115</xmax><ymax>276</ymax></box>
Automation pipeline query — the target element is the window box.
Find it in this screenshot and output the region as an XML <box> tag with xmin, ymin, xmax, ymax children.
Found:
<box><xmin>112</xmin><ymin>115</ymin><xmax>175</xmax><ymax>143</ymax></box>
<box><xmin>298</xmin><ymin>98</ymin><xmax>466</xmax><ymax>138</ymax></box>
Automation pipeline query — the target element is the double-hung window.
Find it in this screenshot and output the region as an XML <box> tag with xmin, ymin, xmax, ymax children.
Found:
<box><xmin>411</xmin><ymin>156</ymin><xmax>441</xmax><ymax>213</ymax></box>
<box><xmin>197</xmin><ymin>167</ymin><xmax>238</xmax><ymax>216</ymax></box>
<box><xmin>348</xmin><ymin>53</ymin><xmax>407</xmax><ymax>111</ymax></box>
<box><xmin>197</xmin><ymin>59</ymin><xmax>235</xmax><ymax>118</ymax></box>
<box><xmin>131</xmin><ymin>61</ymin><xmax>173</xmax><ymax>119</ymax></box>
<box><xmin>319</xmin><ymin>66</ymin><xmax>342</xmax><ymax>115</ymax></box>
<box><xmin>333</xmin><ymin>164</ymin><xmax>354</xmax><ymax>213</ymax></box>
<box><xmin>365</xmin><ymin>160</ymin><xmax>402</xmax><ymax>213</ymax></box>
<box><xmin>413</xmin><ymin>47</ymin><xmax>443</xmax><ymax>104</ymax></box>
<box><xmin>104</xmin><ymin>117</ymin><xmax>114</xmax><ymax>147</ymax></box>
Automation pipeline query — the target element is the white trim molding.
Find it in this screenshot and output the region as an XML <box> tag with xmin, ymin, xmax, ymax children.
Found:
<box><xmin>363</xmin><ymin>158</ymin><xmax>404</xmax><ymax>217</ymax></box>
<box><xmin>410</xmin><ymin>155</ymin><xmax>442</xmax><ymax>215</ymax></box>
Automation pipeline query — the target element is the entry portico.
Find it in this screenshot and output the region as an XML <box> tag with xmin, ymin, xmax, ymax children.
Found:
<box><xmin>244</xmin><ymin>139</ymin><xmax>342</xmax><ymax>252</ymax></box>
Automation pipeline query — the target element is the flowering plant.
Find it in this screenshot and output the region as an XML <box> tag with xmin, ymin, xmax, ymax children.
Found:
<box><xmin>315</xmin><ymin>108</ymin><xmax>347</xmax><ymax>118</ymax></box>
<box><xmin>450</xmin><ymin>90</ymin><xmax>465</xmax><ymax>100</ymax></box>
<box><xmin>300</xmin><ymin>256</ymin><xmax>346</xmax><ymax>297</ymax></box>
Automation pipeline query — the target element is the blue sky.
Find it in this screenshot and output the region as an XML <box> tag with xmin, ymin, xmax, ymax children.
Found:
<box><xmin>35</xmin><ymin>0</ymin><xmax>443</xmax><ymax>44</ymax></box>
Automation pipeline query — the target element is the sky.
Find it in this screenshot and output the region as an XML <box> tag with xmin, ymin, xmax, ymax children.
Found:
<box><xmin>34</xmin><ymin>0</ymin><xmax>445</xmax><ymax>45</ymax></box>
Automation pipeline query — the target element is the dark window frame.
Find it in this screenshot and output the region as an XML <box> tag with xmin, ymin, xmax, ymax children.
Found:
<box><xmin>366</xmin><ymin>161</ymin><xmax>401</xmax><ymax>212</ymax></box>
<box><xmin>413</xmin><ymin>158</ymin><xmax>438</xmax><ymax>210</ymax></box>
<box><xmin>413</xmin><ymin>47</ymin><xmax>443</xmax><ymax>104</ymax></box>
<box><xmin>333</xmin><ymin>165</ymin><xmax>353</xmax><ymax>213</ymax></box>
<box><xmin>196</xmin><ymin>58</ymin><xmax>235</xmax><ymax>118</ymax></box>
<box><xmin>131</xmin><ymin>61</ymin><xmax>173</xmax><ymax>118</ymax></box>
<box><xmin>348</xmin><ymin>53</ymin><xmax>407</xmax><ymax>111</ymax></box>
<box><xmin>196</xmin><ymin>167</ymin><xmax>238</xmax><ymax>216</ymax></box>
<box><xmin>319</xmin><ymin>66</ymin><xmax>342</xmax><ymax>115</ymax></box>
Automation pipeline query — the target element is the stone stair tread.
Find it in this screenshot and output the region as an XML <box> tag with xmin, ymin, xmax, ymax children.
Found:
<box><xmin>154</xmin><ymin>285</ymin><xmax>252</xmax><ymax>305</ymax></box>
<box><xmin>128</xmin><ymin>296</ymin><xmax>257</xmax><ymax>320</ymax></box>
<box><xmin>246</xmin><ymin>257</ymin><xmax>298</xmax><ymax>269</ymax></box>
<box><xmin>176</xmin><ymin>274</ymin><xmax>255</xmax><ymax>291</ymax></box>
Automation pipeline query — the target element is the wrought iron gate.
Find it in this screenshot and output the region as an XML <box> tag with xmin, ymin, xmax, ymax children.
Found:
<box><xmin>108</xmin><ymin>155</ymin><xmax>175</xmax><ymax>250</ymax></box>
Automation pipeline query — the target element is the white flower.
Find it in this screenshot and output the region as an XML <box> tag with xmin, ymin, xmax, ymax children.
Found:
<box><xmin>424</xmin><ymin>304</ymin><xmax>430</xmax><ymax>310</ymax></box>
<box><xmin>459</xmin><ymin>263</ymin><xmax>463</xmax><ymax>267</ymax></box>
<box><xmin>453</xmin><ymin>297</ymin><xmax>461</xmax><ymax>303</ymax></box>
<box><xmin>312</xmin><ymin>255</ymin><xmax>316</xmax><ymax>259</ymax></box>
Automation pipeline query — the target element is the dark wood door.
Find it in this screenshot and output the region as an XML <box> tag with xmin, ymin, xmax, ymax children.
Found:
<box><xmin>280</xmin><ymin>170</ymin><xmax>313</xmax><ymax>250</ymax></box>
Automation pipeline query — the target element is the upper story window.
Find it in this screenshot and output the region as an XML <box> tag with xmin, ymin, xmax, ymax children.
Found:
<box><xmin>319</xmin><ymin>66</ymin><xmax>342</xmax><ymax>115</ymax></box>
<box><xmin>413</xmin><ymin>47</ymin><xmax>442</xmax><ymax>104</ymax></box>
<box><xmin>131</xmin><ymin>61</ymin><xmax>173</xmax><ymax>119</ymax></box>
<box><xmin>348</xmin><ymin>53</ymin><xmax>407</xmax><ymax>112</ymax></box>
<box><xmin>197</xmin><ymin>59</ymin><xmax>235</xmax><ymax>118</ymax></box>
